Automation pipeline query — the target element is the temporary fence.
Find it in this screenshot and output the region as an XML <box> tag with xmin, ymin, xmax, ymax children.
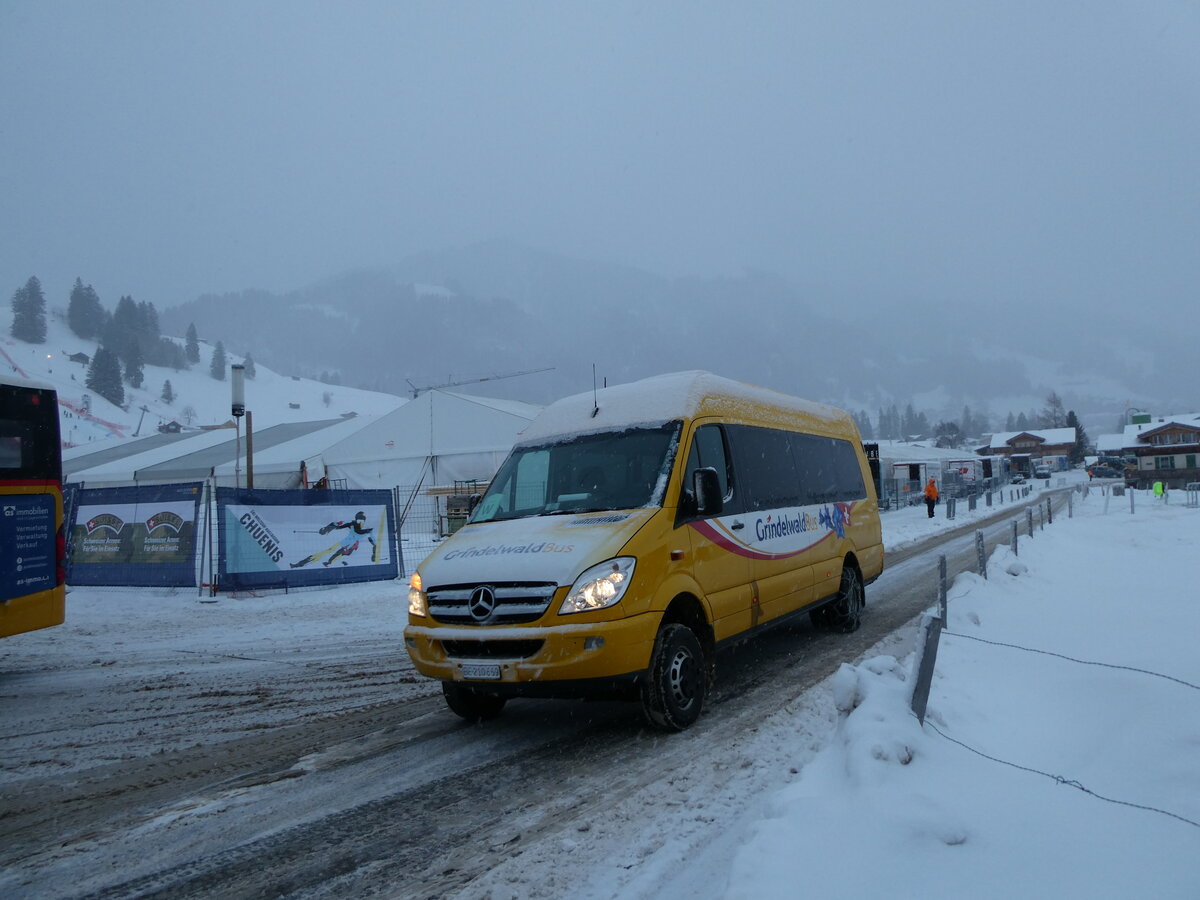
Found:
<box><xmin>215</xmin><ymin>487</ymin><xmax>398</xmax><ymax>591</ymax></box>
<box><xmin>66</xmin><ymin>482</ymin><xmax>205</xmax><ymax>587</ymax></box>
<box><xmin>911</xmin><ymin>489</ymin><xmax>1067</xmax><ymax>722</ymax></box>
<box><xmin>61</xmin><ymin>475</ymin><xmax>473</xmax><ymax>591</ymax></box>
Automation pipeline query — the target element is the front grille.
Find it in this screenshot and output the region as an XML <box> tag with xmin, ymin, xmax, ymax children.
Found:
<box><xmin>441</xmin><ymin>640</ymin><xmax>545</xmax><ymax>660</ymax></box>
<box><xmin>427</xmin><ymin>582</ymin><xmax>558</xmax><ymax>625</ymax></box>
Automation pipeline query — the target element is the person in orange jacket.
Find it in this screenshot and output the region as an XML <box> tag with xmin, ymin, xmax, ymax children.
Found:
<box><xmin>923</xmin><ymin>477</ymin><xmax>939</xmax><ymax>518</ymax></box>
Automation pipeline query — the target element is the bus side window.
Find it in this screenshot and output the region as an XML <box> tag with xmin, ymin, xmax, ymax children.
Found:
<box><xmin>685</xmin><ymin>425</ymin><xmax>733</xmax><ymax>509</ymax></box>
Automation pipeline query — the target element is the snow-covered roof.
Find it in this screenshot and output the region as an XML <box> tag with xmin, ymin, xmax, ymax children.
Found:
<box><xmin>1095</xmin><ymin>433</ymin><xmax>1127</xmax><ymax>453</ymax></box>
<box><xmin>1122</xmin><ymin>413</ymin><xmax>1200</xmax><ymax>444</ymax></box>
<box><xmin>873</xmin><ymin>440</ymin><xmax>989</xmax><ymax>463</ymax></box>
<box><xmin>984</xmin><ymin>427</ymin><xmax>1076</xmax><ymax>450</ymax></box>
<box><xmin>519</xmin><ymin>371</ymin><xmax>849</xmax><ymax>444</ymax></box>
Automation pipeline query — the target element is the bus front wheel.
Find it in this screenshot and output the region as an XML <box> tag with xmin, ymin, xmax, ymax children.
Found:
<box><xmin>641</xmin><ymin>623</ymin><xmax>706</xmax><ymax>731</ymax></box>
<box><xmin>442</xmin><ymin>681</ymin><xmax>507</xmax><ymax>722</ymax></box>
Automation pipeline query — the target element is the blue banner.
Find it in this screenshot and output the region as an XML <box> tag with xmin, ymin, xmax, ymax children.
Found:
<box><xmin>68</xmin><ymin>483</ymin><xmax>204</xmax><ymax>586</ymax></box>
<box><xmin>216</xmin><ymin>488</ymin><xmax>398</xmax><ymax>590</ymax></box>
<box><xmin>1</xmin><ymin>493</ymin><xmax>57</xmax><ymax>603</ymax></box>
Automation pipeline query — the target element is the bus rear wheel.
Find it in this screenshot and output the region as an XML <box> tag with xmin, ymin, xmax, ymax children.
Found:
<box><xmin>641</xmin><ymin>623</ymin><xmax>706</xmax><ymax>731</ymax></box>
<box><xmin>442</xmin><ymin>681</ymin><xmax>507</xmax><ymax>722</ymax></box>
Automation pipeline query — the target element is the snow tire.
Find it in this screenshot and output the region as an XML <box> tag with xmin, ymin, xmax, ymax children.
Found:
<box><xmin>442</xmin><ymin>681</ymin><xmax>507</xmax><ymax>722</ymax></box>
<box><xmin>640</xmin><ymin>623</ymin><xmax>706</xmax><ymax>732</ymax></box>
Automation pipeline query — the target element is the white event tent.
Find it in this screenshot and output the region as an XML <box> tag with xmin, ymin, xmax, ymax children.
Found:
<box><xmin>316</xmin><ymin>389</ymin><xmax>541</xmax><ymax>491</ymax></box>
<box><xmin>64</xmin><ymin>390</ymin><xmax>541</xmax><ymax>493</ymax></box>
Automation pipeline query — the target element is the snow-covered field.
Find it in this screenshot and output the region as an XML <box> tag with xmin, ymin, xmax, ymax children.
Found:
<box><xmin>3</xmin><ymin>478</ymin><xmax>1197</xmax><ymax>897</ymax></box>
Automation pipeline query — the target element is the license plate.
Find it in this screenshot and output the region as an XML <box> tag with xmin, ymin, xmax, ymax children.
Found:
<box><xmin>460</xmin><ymin>663</ymin><xmax>501</xmax><ymax>680</ymax></box>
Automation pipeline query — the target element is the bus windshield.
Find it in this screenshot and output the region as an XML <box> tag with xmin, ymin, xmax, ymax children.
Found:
<box><xmin>471</xmin><ymin>422</ymin><xmax>682</xmax><ymax>523</ymax></box>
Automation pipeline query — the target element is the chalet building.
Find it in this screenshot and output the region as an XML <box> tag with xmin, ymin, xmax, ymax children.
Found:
<box><xmin>1115</xmin><ymin>413</ymin><xmax>1200</xmax><ymax>489</ymax></box>
<box><xmin>975</xmin><ymin>428</ymin><xmax>1077</xmax><ymax>473</ymax></box>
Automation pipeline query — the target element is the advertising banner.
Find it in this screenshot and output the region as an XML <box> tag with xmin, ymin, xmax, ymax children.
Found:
<box><xmin>216</xmin><ymin>488</ymin><xmax>397</xmax><ymax>589</ymax></box>
<box><xmin>68</xmin><ymin>483</ymin><xmax>203</xmax><ymax>586</ymax></box>
<box><xmin>1</xmin><ymin>493</ymin><xmax>56</xmax><ymax>603</ymax></box>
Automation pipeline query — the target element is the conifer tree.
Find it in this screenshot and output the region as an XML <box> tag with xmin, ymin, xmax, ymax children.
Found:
<box><xmin>85</xmin><ymin>346</ymin><xmax>125</xmax><ymax>407</ymax></box>
<box><xmin>161</xmin><ymin>379</ymin><xmax>175</xmax><ymax>404</ymax></box>
<box><xmin>855</xmin><ymin>410</ymin><xmax>874</xmax><ymax>440</ymax></box>
<box><xmin>243</xmin><ymin>353</ymin><xmax>256</xmax><ymax>379</ymax></box>
<box><xmin>1066</xmin><ymin>411</ymin><xmax>1089</xmax><ymax>465</ymax></box>
<box><xmin>124</xmin><ymin>341</ymin><xmax>144</xmax><ymax>388</ymax></box>
<box><xmin>67</xmin><ymin>278</ymin><xmax>106</xmax><ymax>339</ymax></box>
<box><xmin>10</xmin><ymin>276</ymin><xmax>47</xmax><ymax>343</ymax></box>
<box><xmin>209</xmin><ymin>340</ymin><xmax>227</xmax><ymax>380</ymax></box>
<box><xmin>185</xmin><ymin>323</ymin><xmax>200</xmax><ymax>364</ymax></box>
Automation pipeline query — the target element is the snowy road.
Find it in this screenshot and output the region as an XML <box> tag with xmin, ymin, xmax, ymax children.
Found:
<box><xmin>0</xmin><ymin>493</ymin><xmax>1067</xmax><ymax>899</ymax></box>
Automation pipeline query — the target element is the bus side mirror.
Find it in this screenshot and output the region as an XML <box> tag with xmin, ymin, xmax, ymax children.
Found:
<box><xmin>693</xmin><ymin>467</ymin><xmax>723</xmax><ymax>516</ymax></box>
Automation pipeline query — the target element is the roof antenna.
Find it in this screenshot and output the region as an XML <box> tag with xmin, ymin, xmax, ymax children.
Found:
<box><xmin>591</xmin><ymin>364</ymin><xmax>600</xmax><ymax>417</ymax></box>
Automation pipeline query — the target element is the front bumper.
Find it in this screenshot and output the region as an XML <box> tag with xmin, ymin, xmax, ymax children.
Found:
<box><xmin>404</xmin><ymin>611</ymin><xmax>657</xmax><ymax>686</ymax></box>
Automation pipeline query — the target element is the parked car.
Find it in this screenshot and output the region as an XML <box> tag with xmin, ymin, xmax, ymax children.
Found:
<box><xmin>1088</xmin><ymin>465</ymin><xmax>1121</xmax><ymax>479</ymax></box>
<box><xmin>1033</xmin><ymin>467</ymin><xmax>1052</xmax><ymax>479</ymax></box>
<box><xmin>1011</xmin><ymin>472</ymin><xmax>1027</xmax><ymax>484</ymax></box>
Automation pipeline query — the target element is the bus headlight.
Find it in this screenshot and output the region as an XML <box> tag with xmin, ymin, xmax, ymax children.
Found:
<box><xmin>560</xmin><ymin>558</ymin><xmax>636</xmax><ymax>615</ymax></box>
<box><xmin>408</xmin><ymin>572</ymin><xmax>428</xmax><ymax>617</ymax></box>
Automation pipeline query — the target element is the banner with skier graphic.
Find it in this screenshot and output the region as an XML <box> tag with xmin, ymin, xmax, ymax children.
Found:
<box><xmin>216</xmin><ymin>488</ymin><xmax>397</xmax><ymax>589</ymax></box>
<box><xmin>67</xmin><ymin>483</ymin><xmax>204</xmax><ymax>586</ymax></box>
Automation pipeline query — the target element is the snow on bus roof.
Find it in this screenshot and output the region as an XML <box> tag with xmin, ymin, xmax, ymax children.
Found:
<box><xmin>518</xmin><ymin>371</ymin><xmax>850</xmax><ymax>444</ymax></box>
<box><xmin>1</xmin><ymin>372</ymin><xmax>56</xmax><ymax>393</ymax></box>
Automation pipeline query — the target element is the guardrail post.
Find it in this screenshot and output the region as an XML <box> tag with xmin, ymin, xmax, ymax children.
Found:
<box><xmin>1039</xmin><ymin>506</ymin><xmax>1044</xmax><ymax>530</ymax></box>
<box><xmin>986</xmin><ymin>491</ymin><xmax>992</xmax><ymax>507</ymax></box>
<box><xmin>1026</xmin><ymin>508</ymin><xmax>1034</xmax><ymax>537</ymax></box>
<box><xmin>1068</xmin><ymin>492</ymin><xmax>1073</xmax><ymax>518</ymax></box>
<box><xmin>1046</xmin><ymin>497</ymin><xmax>1052</xmax><ymax>525</ymax></box>
<box><xmin>911</xmin><ymin>613</ymin><xmax>943</xmax><ymax>726</ymax></box>
<box><xmin>1011</xmin><ymin>520</ymin><xmax>1019</xmax><ymax>556</ymax></box>
<box><xmin>975</xmin><ymin>530</ymin><xmax>987</xmax><ymax>579</ymax></box>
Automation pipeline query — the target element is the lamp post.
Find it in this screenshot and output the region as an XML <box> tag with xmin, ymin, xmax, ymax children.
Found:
<box><xmin>231</xmin><ymin>364</ymin><xmax>245</xmax><ymax>489</ymax></box>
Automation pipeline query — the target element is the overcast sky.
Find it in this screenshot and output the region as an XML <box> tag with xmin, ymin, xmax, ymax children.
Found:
<box><xmin>2</xmin><ymin>0</ymin><xmax>1197</xmax><ymax>317</ymax></box>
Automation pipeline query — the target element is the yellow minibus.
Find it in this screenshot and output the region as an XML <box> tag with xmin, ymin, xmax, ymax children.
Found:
<box><xmin>405</xmin><ymin>371</ymin><xmax>883</xmax><ymax>730</ymax></box>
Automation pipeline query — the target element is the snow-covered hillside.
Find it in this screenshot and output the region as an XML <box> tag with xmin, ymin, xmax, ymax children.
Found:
<box><xmin>2</xmin><ymin>308</ymin><xmax>405</xmax><ymax>449</ymax></box>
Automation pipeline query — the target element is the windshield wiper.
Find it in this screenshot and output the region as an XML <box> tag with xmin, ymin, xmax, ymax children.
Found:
<box><xmin>541</xmin><ymin>506</ymin><xmax>613</xmax><ymax>516</ymax></box>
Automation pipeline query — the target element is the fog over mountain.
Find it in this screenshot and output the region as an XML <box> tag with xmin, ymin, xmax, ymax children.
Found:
<box><xmin>160</xmin><ymin>241</ymin><xmax>1172</xmax><ymax>431</ymax></box>
<box><xmin>8</xmin><ymin>4</ymin><xmax>1196</xmax><ymax>433</ymax></box>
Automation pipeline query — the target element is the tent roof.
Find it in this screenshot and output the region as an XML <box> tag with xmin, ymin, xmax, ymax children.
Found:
<box><xmin>211</xmin><ymin>413</ymin><xmax>381</xmax><ymax>476</ymax></box>
<box><xmin>321</xmin><ymin>389</ymin><xmax>541</xmax><ymax>465</ymax></box>
<box><xmin>68</xmin><ymin>419</ymin><xmax>345</xmax><ymax>483</ymax></box>
<box><xmin>63</xmin><ymin>429</ymin><xmax>206</xmax><ymax>476</ymax></box>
